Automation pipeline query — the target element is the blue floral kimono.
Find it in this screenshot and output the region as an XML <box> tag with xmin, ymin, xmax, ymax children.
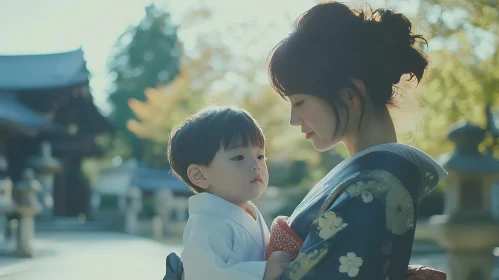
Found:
<box><xmin>280</xmin><ymin>143</ymin><xmax>446</xmax><ymax>279</ymax></box>
<box><xmin>164</xmin><ymin>143</ymin><xmax>446</xmax><ymax>280</ymax></box>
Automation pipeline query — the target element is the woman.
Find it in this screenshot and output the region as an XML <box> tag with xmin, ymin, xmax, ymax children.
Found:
<box><xmin>265</xmin><ymin>2</ymin><xmax>446</xmax><ymax>279</ymax></box>
<box><xmin>164</xmin><ymin>2</ymin><xmax>447</xmax><ymax>279</ymax></box>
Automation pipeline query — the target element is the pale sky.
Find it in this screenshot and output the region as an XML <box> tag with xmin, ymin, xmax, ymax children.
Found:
<box><xmin>0</xmin><ymin>0</ymin><xmax>446</xmax><ymax>115</ymax></box>
<box><xmin>0</xmin><ymin>0</ymin><xmax>327</xmax><ymax>113</ymax></box>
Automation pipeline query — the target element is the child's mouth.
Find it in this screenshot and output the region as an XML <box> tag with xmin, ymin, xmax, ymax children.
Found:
<box><xmin>251</xmin><ymin>177</ymin><xmax>263</xmax><ymax>184</ymax></box>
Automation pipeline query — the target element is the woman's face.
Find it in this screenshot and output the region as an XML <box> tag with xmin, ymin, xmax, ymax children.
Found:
<box><xmin>288</xmin><ymin>94</ymin><xmax>345</xmax><ymax>152</ymax></box>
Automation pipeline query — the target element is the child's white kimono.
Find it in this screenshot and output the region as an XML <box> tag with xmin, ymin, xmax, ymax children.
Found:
<box><xmin>181</xmin><ymin>193</ymin><xmax>270</xmax><ymax>280</ymax></box>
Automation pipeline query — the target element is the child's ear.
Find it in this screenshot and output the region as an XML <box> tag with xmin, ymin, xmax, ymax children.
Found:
<box><xmin>187</xmin><ymin>164</ymin><xmax>209</xmax><ymax>190</ymax></box>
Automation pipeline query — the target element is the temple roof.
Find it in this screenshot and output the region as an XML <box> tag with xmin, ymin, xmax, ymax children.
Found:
<box><xmin>0</xmin><ymin>93</ymin><xmax>53</xmax><ymax>133</ymax></box>
<box><xmin>0</xmin><ymin>48</ymin><xmax>88</xmax><ymax>91</ymax></box>
<box><xmin>95</xmin><ymin>160</ymin><xmax>191</xmax><ymax>196</ymax></box>
<box><xmin>133</xmin><ymin>167</ymin><xmax>190</xmax><ymax>195</ymax></box>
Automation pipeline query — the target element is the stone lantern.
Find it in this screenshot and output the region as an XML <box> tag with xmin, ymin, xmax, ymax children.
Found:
<box><xmin>124</xmin><ymin>187</ymin><xmax>142</xmax><ymax>235</ymax></box>
<box><xmin>429</xmin><ymin>121</ymin><xmax>499</xmax><ymax>280</ymax></box>
<box><xmin>27</xmin><ymin>141</ymin><xmax>61</xmax><ymax>220</ymax></box>
<box><xmin>14</xmin><ymin>168</ymin><xmax>42</xmax><ymax>258</ymax></box>
<box><xmin>0</xmin><ymin>155</ymin><xmax>15</xmax><ymax>243</ymax></box>
<box><xmin>152</xmin><ymin>188</ymin><xmax>175</xmax><ymax>240</ymax></box>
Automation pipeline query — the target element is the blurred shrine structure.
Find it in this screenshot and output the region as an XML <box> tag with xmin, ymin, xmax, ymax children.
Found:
<box><xmin>0</xmin><ymin>48</ymin><xmax>113</xmax><ymax>229</ymax></box>
<box><xmin>429</xmin><ymin>105</ymin><xmax>499</xmax><ymax>280</ymax></box>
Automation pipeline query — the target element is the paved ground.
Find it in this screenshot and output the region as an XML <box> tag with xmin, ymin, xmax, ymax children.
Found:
<box><xmin>0</xmin><ymin>231</ymin><xmax>497</xmax><ymax>280</ymax></box>
<box><xmin>410</xmin><ymin>250</ymin><xmax>499</xmax><ymax>280</ymax></box>
<box><xmin>0</xmin><ymin>231</ymin><xmax>182</xmax><ymax>280</ymax></box>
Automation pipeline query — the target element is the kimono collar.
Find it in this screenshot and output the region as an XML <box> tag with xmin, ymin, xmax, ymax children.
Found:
<box><xmin>188</xmin><ymin>193</ymin><xmax>265</xmax><ymax>250</ymax></box>
<box><xmin>335</xmin><ymin>143</ymin><xmax>447</xmax><ymax>198</ymax></box>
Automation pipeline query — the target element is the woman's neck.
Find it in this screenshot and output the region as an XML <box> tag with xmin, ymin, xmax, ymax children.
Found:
<box><xmin>344</xmin><ymin>109</ymin><xmax>397</xmax><ymax>156</ymax></box>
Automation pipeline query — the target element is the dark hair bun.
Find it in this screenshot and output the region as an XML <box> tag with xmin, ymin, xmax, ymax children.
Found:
<box><xmin>267</xmin><ymin>2</ymin><xmax>429</xmax><ymax>110</ymax></box>
<box><xmin>362</xmin><ymin>8</ymin><xmax>428</xmax><ymax>85</ymax></box>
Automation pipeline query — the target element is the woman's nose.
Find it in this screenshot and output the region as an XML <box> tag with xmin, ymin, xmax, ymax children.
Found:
<box><xmin>289</xmin><ymin>108</ymin><xmax>301</xmax><ymax>126</ymax></box>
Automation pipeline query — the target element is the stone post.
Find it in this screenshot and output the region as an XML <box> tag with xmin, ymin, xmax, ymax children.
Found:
<box><xmin>0</xmin><ymin>155</ymin><xmax>15</xmax><ymax>243</ymax></box>
<box><xmin>153</xmin><ymin>188</ymin><xmax>175</xmax><ymax>240</ymax></box>
<box><xmin>492</xmin><ymin>182</ymin><xmax>499</xmax><ymax>220</ymax></box>
<box><xmin>430</xmin><ymin>121</ymin><xmax>499</xmax><ymax>280</ymax></box>
<box><xmin>124</xmin><ymin>187</ymin><xmax>142</xmax><ymax>235</ymax></box>
<box><xmin>14</xmin><ymin>168</ymin><xmax>42</xmax><ymax>258</ymax></box>
<box><xmin>27</xmin><ymin>141</ymin><xmax>61</xmax><ymax>220</ymax></box>
<box><xmin>89</xmin><ymin>191</ymin><xmax>101</xmax><ymax>220</ymax></box>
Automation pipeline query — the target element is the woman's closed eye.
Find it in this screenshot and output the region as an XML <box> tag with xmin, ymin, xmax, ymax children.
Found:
<box><xmin>231</xmin><ymin>155</ymin><xmax>244</xmax><ymax>161</ymax></box>
<box><xmin>292</xmin><ymin>100</ymin><xmax>305</xmax><ymax>108</ymax></box>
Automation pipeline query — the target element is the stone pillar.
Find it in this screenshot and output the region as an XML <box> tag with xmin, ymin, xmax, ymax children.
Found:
<box><xmin>173</xmin><ymin>197</ymin><xmax>189</xmax><ymax>222</ymax></box>
<box><xmin>0</xmin><ymin>155</ymin><xmax>15</xmax><ymax>243</ymax></box>
<box><xmin>27</xmin><ymin>141</ymin><xmax>61</xmax><ymax>220</ymax></box>
<box><xmin>124</xmin><ymin>187</ymin><xmax>142</xmax><ymax>235</ymax></box>
<box><xmin>153</xmin><ymin>188</ymin><xmax>175</xmax><ymax>239</ymax></box>
<box><xmin>492</xmin><ymin>182</ymin><xmax>499</xmax><ymax>220</ymax></box>
<box><xmin>89</xmin><ymin>191</ymin><xmax>101</xmax><ymax>220</ymax></box>
<box><xmin>14</xmin><ymin>168</ymin><xmax>42</xmax><ymax>258</ymax></box>
<box><xmin>430</xmin><ymin>122</ymin><xmax>499</xmax><ymax>280</ymax></box>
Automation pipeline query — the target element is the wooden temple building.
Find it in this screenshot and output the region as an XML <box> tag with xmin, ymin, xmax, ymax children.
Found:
<box><xmin>0</xmin><ymin>48</ymin><xmax>113</xmax><ymax>218</ymax></box>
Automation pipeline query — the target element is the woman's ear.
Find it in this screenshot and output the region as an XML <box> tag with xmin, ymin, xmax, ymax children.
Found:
<box><xmin>339</xmin><ymin>78</ymin><xmax>367</xmax><ymax>109</ymax></box>
<box><xmin>339</xmin><ymin>87</ymin><xmax>360</xmax><ymax>109</ymax></box>
<box><xmin>187</xmin><ymin>164</ymin><xmax>210</xmax><ymax>190</ymax></box>
<box><xmin>350</xmin><ymin>78</ymin><xmax>366</xmax><ymax>96</ymax></box>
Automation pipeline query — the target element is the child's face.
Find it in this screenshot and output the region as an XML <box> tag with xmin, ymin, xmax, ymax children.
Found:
<box><xmin>202</xmin><ymin>143</ymin><xmax>268</xmax><ymax>208</ymax></box>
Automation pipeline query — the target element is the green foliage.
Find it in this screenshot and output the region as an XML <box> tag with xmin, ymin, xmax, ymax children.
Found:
<box><xmin>288</xmin><ymin>160</ymin><xmax>308</xmax><ymax>185</ymax></box>
<box><xmin>99</xmin><ymin>194</ymin><xmax>119</xmax><ymax>210</ymax></box>
<box><xmin>412</xmin><ymin>0</ymin><xmax>499</xmax><ymax>156</ymax></box>
<box><xmin>107</xmin><ymin>4</ymin><xmax>182</xmax><ymax>166</ymax></box>
<box><xmin>271</xmin><ymin>188</ymin><xmax>309</xmax><ymax>218</ymax></box>
<box><xmin>418</xmin><ymin>183</ymin><xmax>445</xmax><ymax>218</ymax></box>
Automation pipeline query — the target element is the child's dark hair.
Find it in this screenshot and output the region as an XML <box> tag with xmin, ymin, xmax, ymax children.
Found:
<box><xmin>167</xmin><ymin>106</ymin><xmax>265</xmax><ymax>194</ymax></box>
<box><xmin>268</xmin><ymin>2</ymin><xmax>429</xmax><ymax>135</ymax></box>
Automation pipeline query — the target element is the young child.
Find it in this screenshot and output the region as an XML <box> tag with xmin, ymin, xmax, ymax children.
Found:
<box><xmin>166</xmin><ymin>106</ymin><xmax>291</xmax><ymax>280</ymax></box>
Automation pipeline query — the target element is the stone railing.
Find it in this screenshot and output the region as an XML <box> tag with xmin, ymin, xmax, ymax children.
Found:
<box><xmin>0</xmin><ymin>159</ymin><xmax>42</xmax><ymax>258</ymax></box>
<box><xmin>0</xmin><ymin>141</ymin><xmax>60</xmax><ymax>258</ymax></box>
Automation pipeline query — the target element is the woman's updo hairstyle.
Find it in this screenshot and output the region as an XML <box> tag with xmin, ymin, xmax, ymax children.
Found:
<box><xmin>268</xmin><ymin>1</ymin><xmax>429</xmax><ymax>128</ymax></box>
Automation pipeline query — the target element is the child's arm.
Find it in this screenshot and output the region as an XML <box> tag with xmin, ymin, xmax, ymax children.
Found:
<box><xmin>182</xmin><ymin>215</ymin><xmax>267</xmax><ymax>280</ymax></box>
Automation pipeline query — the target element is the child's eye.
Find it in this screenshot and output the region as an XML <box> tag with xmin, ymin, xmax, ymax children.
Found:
<box><xmin>258</xmin><ymin>155</ymin><xmax>266</xmax><ymax>160</ymax></box>
<box><xmin>231</xmin><ymin>155</ymin><xmax>244</xmax><ymax>161</ymax></box>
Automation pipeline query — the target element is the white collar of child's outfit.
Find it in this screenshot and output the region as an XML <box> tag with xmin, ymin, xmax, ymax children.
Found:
<box><xmin>188</xmin><ymin>193</ymin><xmax>267</xmax><ymax>251</ymax></box>
<box><xmin>189</xmin><ymin>193</ymin><xmax>261</xmax><ymax>221</ymax></box>
<box><xmin>188</xmin><ymin>193</ymin><xmax>259</xmax><ymax>219</ymax></box>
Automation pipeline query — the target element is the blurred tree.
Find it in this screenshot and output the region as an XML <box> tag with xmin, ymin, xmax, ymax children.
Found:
<box><xmin>412</xmin><ymin>0</ymin><xmax>499</xmax><ymax>156</ymax></box>
<box><xmin>107</xmin><ymin>4</ymin><xmax>182</xmax><ymax>165</ymax></box>
<box><xmin>125</xmin><ymin>5</ymin><xmax>326</xmax><ymax>174</ymax></box>
<box><xmin>126</xmin><ymin>38</ymin><xmax>232</xmax><ymax>143</ymax></box>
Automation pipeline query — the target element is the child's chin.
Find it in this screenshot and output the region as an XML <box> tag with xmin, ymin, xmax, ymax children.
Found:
<box><xmin>249</xmin><ymin>187</ymin><xmax>267</xmax><ymax>201</ymax></box>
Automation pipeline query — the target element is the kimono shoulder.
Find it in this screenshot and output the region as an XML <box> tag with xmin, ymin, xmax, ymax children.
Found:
<box><xmin>282</xmin><ymin>145</ymin><xmax>446</xmax><ymax>280</ymax></box>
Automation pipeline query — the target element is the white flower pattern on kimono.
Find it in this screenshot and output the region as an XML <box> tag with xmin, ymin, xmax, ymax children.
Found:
<box><xmin>385</xmin><ymin>183</ymin><xmax>414</xmax><ymax>235</ymax></box>
<box><xmin>339</xmin><ymin>252</ymin><xmax>363</xmax><ymax>277</ymax></box>
<box><xmin>344</xmin><ymin>171</ymin><xmax>415</xmax><ymax>235</ymax></box>
<box><xmin>287</xmin><ymin>247</ymin><xmax>329</xmax><ymax>280</ymax></box>
<box><xmin>346</xmin><ymin>180</ymin><xmax>382</xmax><ymax>203</ymax></box>
<box><xmin>361</xmin><ymin>190</ymin><xmax>374</xmax><ymax>203</ymax></box>
<box><xmin>316</xmin><ymin>212</ymin><xmax>348</xmax><ymax>240</ymax></box>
